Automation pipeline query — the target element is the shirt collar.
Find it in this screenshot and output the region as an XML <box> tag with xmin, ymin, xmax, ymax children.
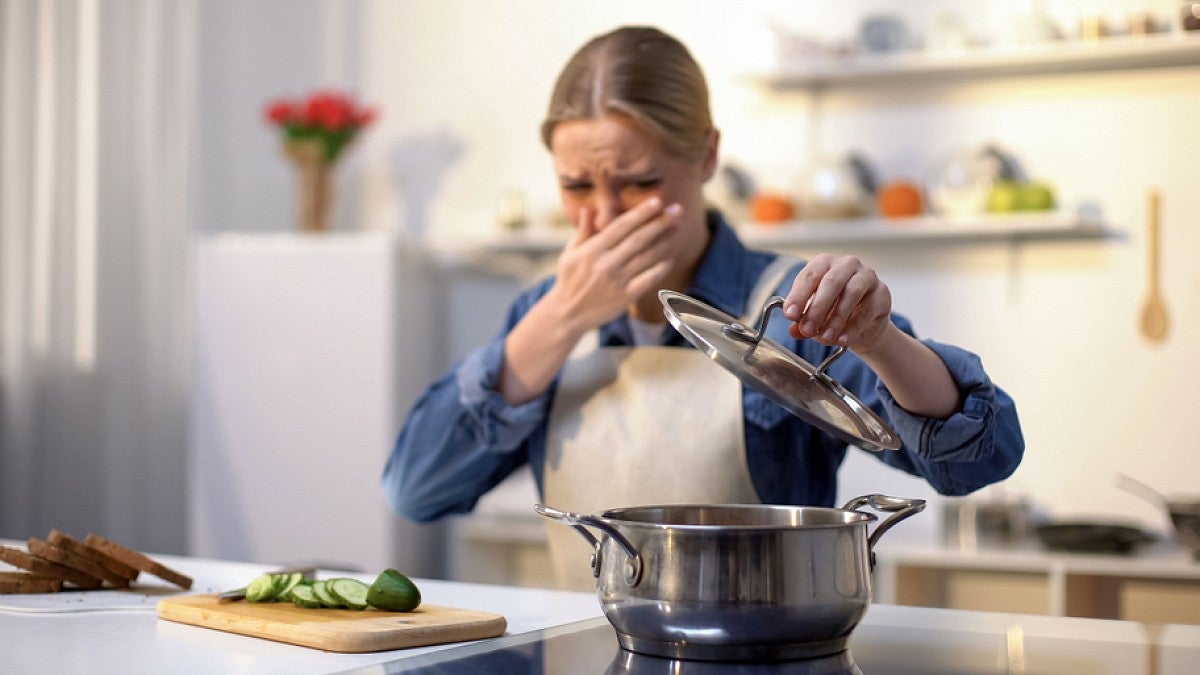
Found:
<box><xmin>685</xmin><ymin>210</ymin><xmax>753</xmax><ymax>319</ymax></box>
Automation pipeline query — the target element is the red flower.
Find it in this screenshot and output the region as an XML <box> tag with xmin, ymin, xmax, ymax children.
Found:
<box><xmin>356</xmin><ymin>106</ymin><xmax>378</xmax><ymax>127</ymax></box>
<box><xmin>263</xmin><ymin>89</ymin><xmax>378</xmax><ymax>163</ymax></box>
<box><xmin>264</xmin><ymin>100</ymin><xmax>296</xmax><ymax>125</ymax></box>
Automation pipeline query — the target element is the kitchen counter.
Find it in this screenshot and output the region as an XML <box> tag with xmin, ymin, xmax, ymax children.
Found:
<box><xmin>1</xmin><ymin>542</ymin><xmax>1197</xmax><ymax>674</ymax></box>
<box><xmin>0</xmin><ymin>542</ymin><xmax>600</xmax><ymax>675</ymax></box>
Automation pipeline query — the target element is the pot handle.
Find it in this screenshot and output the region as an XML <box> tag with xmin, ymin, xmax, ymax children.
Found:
<box><xmin>842</xmin><ymin>494</ymin><xmax>927</xmax><ymax>552</ymax></box>
<box><xmin>534</xmin><ymin>504</ymin><xmax>643</xmax><ymax>586</ymax></box>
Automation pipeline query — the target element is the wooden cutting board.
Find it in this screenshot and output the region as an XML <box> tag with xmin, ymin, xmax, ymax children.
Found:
<box><xmin>157</xmin><ymin>594</ymin><xmax>507</xmax><ymax>653</ymax></box>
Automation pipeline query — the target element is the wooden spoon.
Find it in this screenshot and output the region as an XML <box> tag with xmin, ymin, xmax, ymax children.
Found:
<box><xmin>1140</xmin><ymin>189</ymin><xmax>1169</xmax><ymax>342</ymax></box>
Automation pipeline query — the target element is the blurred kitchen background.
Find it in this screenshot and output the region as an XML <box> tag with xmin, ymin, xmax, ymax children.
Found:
<box><xmin>2</xmin><ymin>0</ymin><xmax>1198</xmax><ymax>619</ymax></box>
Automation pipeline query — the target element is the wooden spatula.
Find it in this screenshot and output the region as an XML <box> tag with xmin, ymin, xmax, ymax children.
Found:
<box><xmin>1140</xmin><ymin>189</ymin><xmax>1168</xmax><ymax>342</ymax></box>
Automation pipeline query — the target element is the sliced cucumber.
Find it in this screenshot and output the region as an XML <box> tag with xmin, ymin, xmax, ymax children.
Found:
<box><xmin>277</xmin><ymin>572</ymin><xmax>305</xmax><ymax>601</ymax></box>
<box><xmin>289</xmin><ymin>583</ymin><xmax>323</xmax><ymax>609</ymax></box>
<box><xmin>245</xmin><ymin>573</ymin><xmax>278</xmax><ymax>602</ymax></box>
<box><xmin>269</xmin><ymin>573</ymin><xmax>293</xmax><ymax>599</ymax></box>
<box><xmin>311</xmin><ymin>580</ymin><xmax>344</xmax><ymax>608</ymax></box>
<box><xmin>327</xmin><ymin>578</ymin><xmax>370</xmax><ymax>610</ymax></box>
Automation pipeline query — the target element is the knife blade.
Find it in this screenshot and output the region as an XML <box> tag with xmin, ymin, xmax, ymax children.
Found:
<box><xmin>216</xmin><ymin>565</ymin><xmax>317</xmax><ymax>603</ymax></box>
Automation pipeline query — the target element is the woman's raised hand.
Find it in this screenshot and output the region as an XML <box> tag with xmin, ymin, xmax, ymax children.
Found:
<box><xmin>549</xmin><ymin>197</ymin><xmax>680</xmax><ymax>335</ymax></box>
<box><xmin>782</xmin><ymin>253</ymin><xmax>893</xmax><ymax>355</ymax></box>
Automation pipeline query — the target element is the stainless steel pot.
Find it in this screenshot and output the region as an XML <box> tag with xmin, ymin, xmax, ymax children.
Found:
<box><xmin>536</xmin><ymin>494</ymin><xmax>925</xmax><ymax>662</ymax></box>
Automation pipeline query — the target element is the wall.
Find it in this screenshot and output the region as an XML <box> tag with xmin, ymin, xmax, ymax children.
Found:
<box><xmin>357</xmin><ymin>0</ymin><xmax>1200</xmax><ymax>547</ymax></box>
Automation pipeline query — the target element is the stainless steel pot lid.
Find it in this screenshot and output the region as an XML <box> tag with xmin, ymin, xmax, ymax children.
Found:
<box><xmin>659</xmin><ymin>289</ymin><xmax>900</xmax><ymax>452</ymax></box>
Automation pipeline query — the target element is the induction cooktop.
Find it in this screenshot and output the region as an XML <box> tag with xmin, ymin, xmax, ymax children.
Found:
<box><xmin>341</xmin><ymin>616</ymin><xmax>862</xmax><ymax>675</ymax></box>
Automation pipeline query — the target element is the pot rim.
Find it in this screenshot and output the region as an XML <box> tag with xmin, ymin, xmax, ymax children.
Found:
<box><xmin>593</xmin><ymin>502</ymin><xmax>878</xmax><ymax>532</ymax></box>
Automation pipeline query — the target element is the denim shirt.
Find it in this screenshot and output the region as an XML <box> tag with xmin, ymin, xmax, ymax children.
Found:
<box><xmin>382</xmin><ymin>212</ymin><xmax>1025</xmax><ymax>522</ymax></box>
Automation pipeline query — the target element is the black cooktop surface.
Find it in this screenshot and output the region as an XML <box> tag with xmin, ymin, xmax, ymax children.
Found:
<box><xmin>341</xmin><ymin>617</ymin><xmax>864</xmax><ymax>675</ymax></box>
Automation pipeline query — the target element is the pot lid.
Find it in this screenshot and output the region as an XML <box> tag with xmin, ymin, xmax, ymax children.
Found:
<box><xmin>659</xmin><ymin>290</ymin><xmax>900</xmax><ymax>452</ymax></box>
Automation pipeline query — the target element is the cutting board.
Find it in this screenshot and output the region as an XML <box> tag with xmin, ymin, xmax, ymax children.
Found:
<box><xmin>157</xmin><ymin>594</ymin><xmax>507</xmax><ymax>653</ymax></box>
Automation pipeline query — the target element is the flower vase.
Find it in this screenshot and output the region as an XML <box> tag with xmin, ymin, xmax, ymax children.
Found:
<box><xmin>284</xmin><ymin>139</ymin><xmax>333</xmax><ymax>233</ymax></box>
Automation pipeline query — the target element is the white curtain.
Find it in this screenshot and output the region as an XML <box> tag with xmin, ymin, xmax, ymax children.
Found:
<box><xmin>0</xmin><ymin>0</ymin><xmax>195</xmax><ymax>553</ymax></box>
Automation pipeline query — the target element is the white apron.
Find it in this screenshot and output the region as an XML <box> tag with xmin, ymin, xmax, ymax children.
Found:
<box><xmin>542</xmin><ymin>256</ymin><xmax>798</xmax><ymax>591</ymax></box>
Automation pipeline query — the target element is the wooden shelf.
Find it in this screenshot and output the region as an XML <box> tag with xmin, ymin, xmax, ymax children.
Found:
<box><xmin>752</xmin><ymin>32</ymin><xmax>1200</xmax><ymax>90</ymax></box>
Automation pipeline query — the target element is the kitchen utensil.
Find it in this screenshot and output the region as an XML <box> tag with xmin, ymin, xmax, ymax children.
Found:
<box><xmin>1115</xmin><ymin>473</ymin><xmax>1200</xmax><ymax>560</ymax></box>
<box><xmin>942</xmin><ymin>497</ymin><xmax>1041</xmax><ymax>546</ymax></box>
<box><xmin>798</xmin><ymin>154</ymin><xmax>876</xmax><ymax>219</ymax></box>
<box><xmin>1140</xmin><ymin>189</ymin><xmax>1169</xmax><ymax>342</ymax></box>
<box><xmin>536</xmin><ymin>494</ymin><xmax>925</xmax><ymax>661</ymax></box>
<box><xmin>659</xmin><ymin>291</ymin><xmax>900</xmax><ymax>452</ymax></box>
<box><xmin>1034</xmin><ymin>522</ymin><xmax>1155</xmax><ymax>554</ymax></box>
<box><xmin>858</xmin><ymin>15</ymin><xmax>913</xmax><ymax>54</ymax></box>
<box><xmin>216</xmin><ymin>564</ymin><xmax>318</xmax><ymax>603</ymax></box>
<box><xmin>928</xmin><ymin>145</ymin><xmax>1021</xmax><ymax>216</ymax></box>
<box><xmin>1184</xmin><ymin>3</ymin><xmax>1200</xmax><ymax>31</ymax></box>
<box><xmin>156</xmin><ymin>595</ymin><xmax>506</xmax><ymax>652</ymax></box>
<box><xmin>1114</xmin><ymin>472</ymin><xmax>1168</xmax><ymax>509</ymax></box>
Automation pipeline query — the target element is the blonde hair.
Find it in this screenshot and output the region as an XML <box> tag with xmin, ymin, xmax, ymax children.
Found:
<box><xmin>541</xmin><ymin>26</ymin><xmax>714</xmax><ymax>163</ymax></box>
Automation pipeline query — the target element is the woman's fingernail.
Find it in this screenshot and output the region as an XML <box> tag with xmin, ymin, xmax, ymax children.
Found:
<box><xmin>664</xmin><ymin>202</ymin><xmax>682</xmax><ymax>217</ymax></box>
<box><xmin>803</xmin><ymin>321</ymin><xmax>816</xmax><ymax>335</ymax></box>
<box><xmin>784</xmin><ymin>304</ymin><xmax>799</xmax><ymax>320</ymax></box>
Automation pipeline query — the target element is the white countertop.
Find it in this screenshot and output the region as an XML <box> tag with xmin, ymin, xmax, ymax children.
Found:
<box><xmin>2</xmin><ymin>542</ymin><xmax>1198</xmax><ymax>674</ymax></box>
<box><xmin>0</xmin><ymin>544</ymin><xmax>601</xmax><ymax>675</ymax></box>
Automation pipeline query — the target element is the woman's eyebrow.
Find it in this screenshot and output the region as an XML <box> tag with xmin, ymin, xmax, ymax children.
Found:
<box><xmin>612</xmin><ymin>168</ymin><xmax>660</xmax><ymax>181</ymax></box>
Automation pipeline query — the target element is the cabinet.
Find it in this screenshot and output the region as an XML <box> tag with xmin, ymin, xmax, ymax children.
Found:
<box><xmin>188</xmin><ymin>232</ymin><xmax>446</xmax><ymax>575</ymax></box>
<box><xmin>873</xmin><ymin>542</ymin><xmax>1200</xmax><ymax>625</ymax></box>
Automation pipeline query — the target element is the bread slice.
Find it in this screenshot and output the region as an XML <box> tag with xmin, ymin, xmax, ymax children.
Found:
<box><xmin>27</xmin><ymin>537</ymin><xmax>133</xmax><ymax>587</ymax></box>
<box><xmin>0</xmin><ymin>545</ymin><xmax>102</xmax><ymax>589</ymax></box>
<box><xmin>83</xmin><ymin>533</ymin><xmax>192</xmax><ymax>589</ymax></box>
<box><xmin>0</xmin><ymin>571</ymin><xmax>63</xmax><ymax>594</ymax></box>
<box><xmin>47</xmin><ymin>530</ymin><xmax>139</xmax><ymax>584</ymax></box>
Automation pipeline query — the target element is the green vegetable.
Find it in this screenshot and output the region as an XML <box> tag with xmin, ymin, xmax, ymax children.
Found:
<box><xmin>245</xmin><ymin>573</ymin><xmax>279</xmax><ymax>602</ymax></box>
<box><xmin>288</xmin><ymin>583</ymin><xmax>323</xmax><ymax>609</ymax></box>
<box><xmin>276</xmin><ymin>572</ymin><xmax>304</xmax><ymax>600</ymax></box>
<box><xmin>327</xmin><ymin>577</ymin><xmax>370</xmax><ymax>610</ymax></box>
<box><xmin>366</xmin><ymin>568</ymin><xmax>421</xmax><ymax>612</ymax></box>
<box><xmin>241</xmin><ymin>568</ymin><xmax>421</xmax><ymax>612</ymax></box>
<box><xmin>311</xmin><ymin>580</ymin><xmax>344</xmax><ymax>608</ymax></box>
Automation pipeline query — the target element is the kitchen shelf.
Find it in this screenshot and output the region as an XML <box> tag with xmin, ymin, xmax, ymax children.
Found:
<box><xmin>429</xmin><ymin>212</ymin><xmax>1114</xmax><ymax>267</ymax></box>
<box><xmin>737</xmin><ymin>211</ymin><xmax>1114</xmax><ymax>249</ymax></box>
<box><xmin>753</xmin><ymin>32</ymin><xmax>1200</xmax><ymax>90</ymax></box>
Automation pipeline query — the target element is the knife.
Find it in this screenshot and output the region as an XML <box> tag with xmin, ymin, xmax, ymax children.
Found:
<box><xmin>217</xmin><ymin>565</ymin><xmax>318</xmax><ymax>603</ymax></box>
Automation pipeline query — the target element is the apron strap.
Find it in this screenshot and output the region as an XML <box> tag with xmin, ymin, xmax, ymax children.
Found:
<box><xmin>740</xmin><ymin>254</ymin><xmax>802</xmax><ymax>326</ymax></box>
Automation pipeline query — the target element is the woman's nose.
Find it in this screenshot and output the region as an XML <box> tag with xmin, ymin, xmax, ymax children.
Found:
<box><xmin>593</xmin><ymin>191</ymin><xmax>625</xmax><ymax>229</ymax></box>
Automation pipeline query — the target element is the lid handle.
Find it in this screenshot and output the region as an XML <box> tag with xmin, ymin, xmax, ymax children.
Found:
<box><xmin>722</xmin><ymin>296</ymin><xmax>784</xmax><ymax>345</ymax></box>
<box><xmin>723</xmin><ymin>295</ymin><xmax>846</xmax><ymax>377</ymax></box>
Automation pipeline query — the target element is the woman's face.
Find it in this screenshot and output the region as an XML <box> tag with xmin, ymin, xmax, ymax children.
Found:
<box><xmin>550</xmin><ymin>114</ymin><xmax>713</xmax><ymax>231</ymax></box>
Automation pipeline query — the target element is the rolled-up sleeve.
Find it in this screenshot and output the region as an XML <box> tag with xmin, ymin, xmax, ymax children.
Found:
<box><xmin>382</xmin><ymin>314</ymin><xmax>551</xmax><ymax>522</ymax></box>
<box><xmin>875</xmin><ymin>339</ymin><xmax>1025</xmax><ymax>495</ymax></box>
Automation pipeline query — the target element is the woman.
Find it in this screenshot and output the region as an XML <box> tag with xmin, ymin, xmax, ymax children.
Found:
<box><xmin>382</xmin><ymin>26</ymin><xmax>1024</xmax><ymax>588</ymax></box>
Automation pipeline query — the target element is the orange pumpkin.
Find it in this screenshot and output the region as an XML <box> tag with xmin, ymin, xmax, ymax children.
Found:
<box><xmin>876</xmin><ymin>181</ymin><xmax>923</xmax><ymax>218</ymax></box>
<box><xmin>750</xmin><ymin>192</ymin><xmax>796</xmax><ymax>224</ymax></box>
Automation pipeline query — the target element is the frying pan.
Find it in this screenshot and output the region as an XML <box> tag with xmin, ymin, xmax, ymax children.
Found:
<box><xmin>1115</xmin><ymin>473</ymin><xmax>1200</xmax><ymax>560</ymax></box>
<box><xmin>1034</xmin><ymin>521</ymin><xmax>1155</xmax><ymax>554</ymax></box>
